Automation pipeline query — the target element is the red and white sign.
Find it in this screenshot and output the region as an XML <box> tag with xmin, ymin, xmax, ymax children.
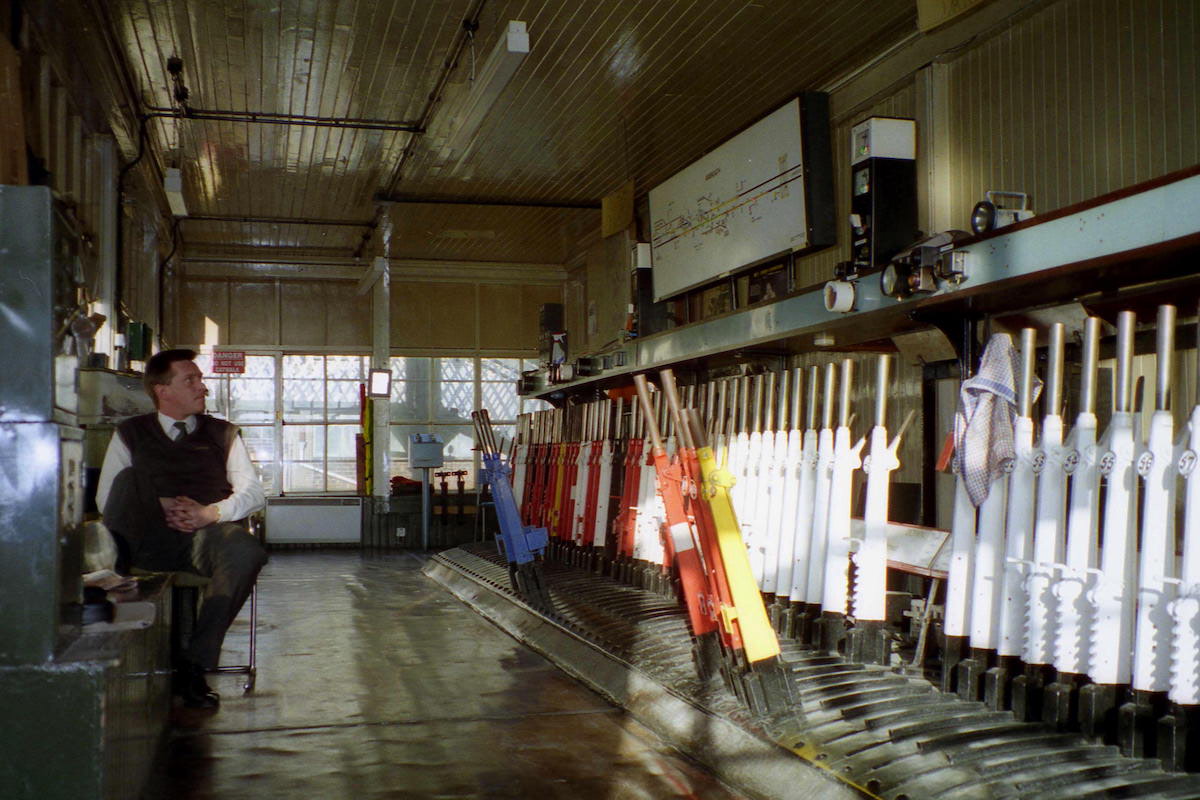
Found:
<box><xmin>211</xmin><ymin>351</ymin><xmax>246</xmax><ymax>374</ymax></box>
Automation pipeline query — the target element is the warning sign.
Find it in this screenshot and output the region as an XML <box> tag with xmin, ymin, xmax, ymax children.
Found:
<box><xmin>211</xmin><ymin>351</ymin><xmax>246</xmax><ymax>374</ymax></box>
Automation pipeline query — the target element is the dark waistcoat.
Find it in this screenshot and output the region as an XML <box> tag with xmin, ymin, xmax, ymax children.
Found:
<box><xmin>104</xmin><ymin>414</ymin><xmax>238</xmax><ymax>571</ymax></box>
<box><xmin>118</xmin><ymin>413</ymin><xmax>237</xmax><ymax>503</ymax></box>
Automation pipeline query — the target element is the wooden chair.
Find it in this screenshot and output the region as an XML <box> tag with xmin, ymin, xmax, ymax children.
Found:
<box><xmin>133</xmin><ymin>512</ymin><xmax>263</xmax><ymax>694</ymax></box>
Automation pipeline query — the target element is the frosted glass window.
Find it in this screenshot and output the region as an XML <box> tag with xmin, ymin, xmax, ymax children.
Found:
<box><xmin>327</xmin><ymin>380</ymin><xmax>361</xmax><ymax>421</ymax></box>
<box><xmin>481</xmin><ymin>381</ymin><xmax>518</xmax><ymax>421</ymax></box>
<box><xmin>389</xmin><ymin>357</ymin><xmax>431</xmax><ymax>421</ymax></box>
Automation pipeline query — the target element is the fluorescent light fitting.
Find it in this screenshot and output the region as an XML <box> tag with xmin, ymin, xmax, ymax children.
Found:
<box><xmin>164</xmin><ymin>167</ymin><xmax>189</xmax><ymax>217</ymax></box>
<box><xmin>441</xmin><ymin>20</ymin><xmax>529</xmax><ymax>162</ymax></box>
<box><xmin>367</xmin><ymin>368</ymin><xmax>392</xmax><ymax>398</ymax></box>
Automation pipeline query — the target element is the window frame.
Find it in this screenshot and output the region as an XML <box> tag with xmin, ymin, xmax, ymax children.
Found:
<box><xmin>196</xmin><ymin>350</ymin><xmax>544</xmax><ymax>495</ymax></box>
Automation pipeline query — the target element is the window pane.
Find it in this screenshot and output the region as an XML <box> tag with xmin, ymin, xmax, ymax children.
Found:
<box><xmin>482</xmin><ymin>358</ymin><xmax>520</xmax><ymax>382</ymax></box>
<box><xmin>391</xmin><ymin>380</ymin><xmax>430</xmax><ymax>421</ymax></box>
<box><xmin>282</xmin><ymin>461</ymin><xmax>326</xmax><ymax>493</ymax></box>
<box><xmin>481</xmin><ymin>381</ymin><xmax>518</xmax><ymax>421</ymax></box>
<box><xmin>387</xmin><ymin>425</ymin><xmax>471</xmax><ymax>472</ymax></box>
<box><xmin>245</xmin><ymin>355</ymin><xmax>276</xmax><ymax>379</ymax></box>
<box><xmin>255</xmin><ymin>464</ymin><xmax>276</xmax><ymax>496</ymax></box>
<box><xmin>205</xmin><ymin>378</ymin><xmax>231</xmax><ymax>418</ymax></box>
<box><xmin>229</xmin><ymin>377</ymin><xmax>274</xmax><ymax>423</ymax></box>
<box><xmin>437</xmin><ymin>357</ymin><xmax>475</xmax><ymax>381</ymax></box>
<box><xmin>388</xmin><ymin>425</ymin><xmax>416</xmax><ymax>461</ymax></box>
<box><xmin>390</xmin><ymin>356</ymin><xmax>430</xmax><ymax>382</ymax></box>
<box><xmin>389</xmin><ymin>357</ymin><xmax>430</xmax><ymax>421</ymax></box>
<box><xmin>282</xmin><ymin>424</ymin><xmax>325</xmax><ymax>493</ymax></box>
<box><xmin>283</xmin><ymin>425</ymin><xmax>325</xmax><ymax>460</ymax></box>
<box><xmin>239</xmin><ymin>426</ymin><xmax>276</xmax><ymax>462</ymax></box>
<box><xmin>327</xmin><ymin>424</ymin><xmax>359</xmax><ymax>458</ymax></box>
<box><xmin>326</xmin><ymin>355</ymin><xmax>366</xmax><ymax>380</ymax></box>
<box><xmin>283</xmin><ymin>354</ymin><xmax>324</xmax><ymax>379</ymax></box>
<box><xmin>436</xmin><ymin>381</ymin><xmax>473</xmax><ymax>421</ymax></box>
<box><xmin>491</xmin><ymin>425</ymin><xmax>515</xmax><ymax>454</ymax></box>
<box><xmin>283</xmin><ymin>379</ymin><xmax>325</xmax><ymax>421</ymax></box>
<box><xmin>388</xmin><ymin>425</ymin><xmax>423</xmax><ymax>480</ymax></box>
<box><xmin>387</xmin><ymin>424</ymin><xmax>478</xmax><ymax>486</ymax></box>
<box><xmin>440</xmin><ymin>426</ymin><xmax>475</xmax><ymax>460</ymax></box>
<box><xmin>326</xmin><ymin>423</ymin><xmax>359</xmax><ymax>492</ymax></box>
<box><xmin>328</xmin><ymin>380</ymin><xmax>361</xmax><ymax>421</ymax></box>
<box><xmin>238</xmin><ymin>425</ymin><xmax>277</xmax><ymax>497</ymax></box>
<box><xmin>326</xmin><ymin>460</ymin><xmax>358</xmax><ymax>492</ymax></box>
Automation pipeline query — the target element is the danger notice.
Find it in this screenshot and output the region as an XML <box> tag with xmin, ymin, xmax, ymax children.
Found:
<box><xmin>211</xmin><ymin>351</ymin><xmax>246</xmax><ymax>374</ymax></box>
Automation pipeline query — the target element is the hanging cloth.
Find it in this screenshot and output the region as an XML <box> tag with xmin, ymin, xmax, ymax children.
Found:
<box><xmin>953</xmin><ymin>332</ymin><xmax>1041</xmax><ymax>507</ymax></box>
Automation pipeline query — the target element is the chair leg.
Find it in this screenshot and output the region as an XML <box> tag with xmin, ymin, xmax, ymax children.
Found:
<box><xmin>209</xmin><ymin>581</ymin><xmax>258</xmax><ymax>694</ymax></box>
<box><xmin>244</xmin><ymin>583</ymin><xmax>257</xmax><ymax>693</ymax></box>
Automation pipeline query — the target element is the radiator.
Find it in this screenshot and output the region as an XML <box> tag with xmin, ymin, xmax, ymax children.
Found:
<box><xmin>265</xmin><ymin>496</ymin><xmax>362</xmax><ymax>544</ymax></box>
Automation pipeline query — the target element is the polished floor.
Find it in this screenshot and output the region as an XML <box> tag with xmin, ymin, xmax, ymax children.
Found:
<box><xmin>143</xmin><ymin>551</ymin><xmax>747</xmax><ymax>800</ymax></box>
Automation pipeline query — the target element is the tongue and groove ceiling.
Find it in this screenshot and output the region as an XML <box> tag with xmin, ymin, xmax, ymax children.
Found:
<box><xmin>95</xmin><ymin>0</ymin><xmax>917</xmax><ymax>270</ymax></box>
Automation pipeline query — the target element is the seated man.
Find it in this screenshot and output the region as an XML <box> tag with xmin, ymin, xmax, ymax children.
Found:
<box><xmin>96</xmin><ymin>348</ymin><xmax>267</xmax><ymax>709</ymax></box>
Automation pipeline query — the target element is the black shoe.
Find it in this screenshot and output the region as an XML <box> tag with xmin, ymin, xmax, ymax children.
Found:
<box><xmin>178</xmin><ymin>663</ymin><xmax>220</xmax><ymax>709</ymax></box>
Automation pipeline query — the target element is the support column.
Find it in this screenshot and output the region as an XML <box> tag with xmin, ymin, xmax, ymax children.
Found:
<box><xmin>371</xmin><ymin>256</ymin><xmax>390</xmax><ymax>498</ymax></box>
<box><xmin>93</xmin><ymin>135</ymin><xmax>119</xmax><ymax>360</ymax></box>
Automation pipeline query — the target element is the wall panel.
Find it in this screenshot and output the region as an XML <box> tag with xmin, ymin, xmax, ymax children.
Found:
<box><xmin>945</xmin><ymin>0</ymin><xmax>1200</xmax><ymax>229</ymax></box>
<box><xmin>176</xmin><ymin>278</ymin><xmax>229</xmax><ymax>347</ymax></box>
<box><xmin>427</xmin><ymin>283</ymin><xmax>478</xmax><ymax>350</ymax></box>
<box><xmin>174</xmin><ymin>273</ymin><xmax>554</xmax><ymax>352</ymax></box>
<box><xmin>477</xmin><ymin>284</ymin><xmax>527</xmax><ymax>350</ymax></box>
<box><xmin>324</xmin><ymin>282</ymin><xmax>370</xmax><ymax>347</ymax></box>
<box><xmin>389</xmin><ymin>282</ymin><xmax>432</xmax><ymax>349</ymax></box>
<box><xmin>584</xmin><ymin>237</ymin><xmax>625</xmax><ymax>353</ymax></box>
<box><xmin>279</xmin><ymin>281</ymin><xmax>327</xmax><ymax>347</ymax></box>
<box><xmin>564</xmin><ymin>262</ymin><xmax>588</xmax><ymax>359</ymax></box>
<box><xmin>228</xmin><ymin>281</ymin><xmax>277</xmax><ymax>345</ymax></box>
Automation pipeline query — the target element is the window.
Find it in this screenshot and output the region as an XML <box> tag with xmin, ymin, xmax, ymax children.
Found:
<box><xmin>387</xmin><ymin>357</ymin><xmax>548</xmax><ymax>488</ymax></box>
<box><xmin>197</xmin><ymin>352</ymin><xmax>546</xmax><ymax>496</ymax></box>
<box><xmin>388</xmin><ymin>357</ymin><xmax>476</xmax><ymax>486</ymax></box>
<box><xmin>281</xmin><ymin>355</ymin><xmax>364</xmax><ymax>492</ymax></box>
<box><xmin>194</xmin><ymin>354</ymin><xmax>277</xmax><ymax>493</ymax></box>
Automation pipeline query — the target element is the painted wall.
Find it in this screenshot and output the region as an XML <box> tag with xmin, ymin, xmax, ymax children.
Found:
<box><xmin>171</xmin><ymin>274</ymin><xmax>561</xmax><ymax>352</ymax></box>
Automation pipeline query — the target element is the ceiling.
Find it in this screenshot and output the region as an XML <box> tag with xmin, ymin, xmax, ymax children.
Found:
<box><xmin>96</xmin><ymin>0</ymin><xmax>918</xmax><ymax>268</ymax></box>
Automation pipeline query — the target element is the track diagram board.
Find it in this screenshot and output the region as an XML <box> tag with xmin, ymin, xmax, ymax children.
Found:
<box><xmin>649</xmin><ymin>97</ymin><xmax>811</xmax><ymax>301</ymax></box>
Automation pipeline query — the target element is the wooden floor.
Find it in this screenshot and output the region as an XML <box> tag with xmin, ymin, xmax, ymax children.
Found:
<box><xmin>141</xmin><ymin>551</ymin><xmax>746</xmax><ymax>800</ymax></box>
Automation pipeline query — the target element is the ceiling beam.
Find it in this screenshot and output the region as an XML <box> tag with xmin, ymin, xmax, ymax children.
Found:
<box><xmin>381</xmin><ymin>194</ymin><xmax>600</xmax><ymax>210</ymax></box>
<box><xmin>182</xmin><ymin>214</ymin><xmax>374</xmax><ymax>227</ymax></box>
<box><xmin>180</xmin><ymin>256</ymin><xmax>566</xmax><ymax>286</ymax></box>
<box><xmin>144</xmin><ymin>107</ymin><xmax>423</xmax><ymax>133</ymax></box>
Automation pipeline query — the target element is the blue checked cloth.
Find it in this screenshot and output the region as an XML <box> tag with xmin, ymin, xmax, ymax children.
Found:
<box><xmin>953</xmin><ymin>333</ymin><xmax>1040</xmax><ymax>507</ymax></box>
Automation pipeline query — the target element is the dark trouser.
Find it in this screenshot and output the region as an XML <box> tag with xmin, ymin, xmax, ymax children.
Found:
<box><xmin>185</xmin><ymin>522</ymin><xmax>268</xmax><ymax>670</ymax></box>
<box><xmin>104</xmin><ymin>467</ymin><xmax>268</xmax><ymax>670</ymax></box>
